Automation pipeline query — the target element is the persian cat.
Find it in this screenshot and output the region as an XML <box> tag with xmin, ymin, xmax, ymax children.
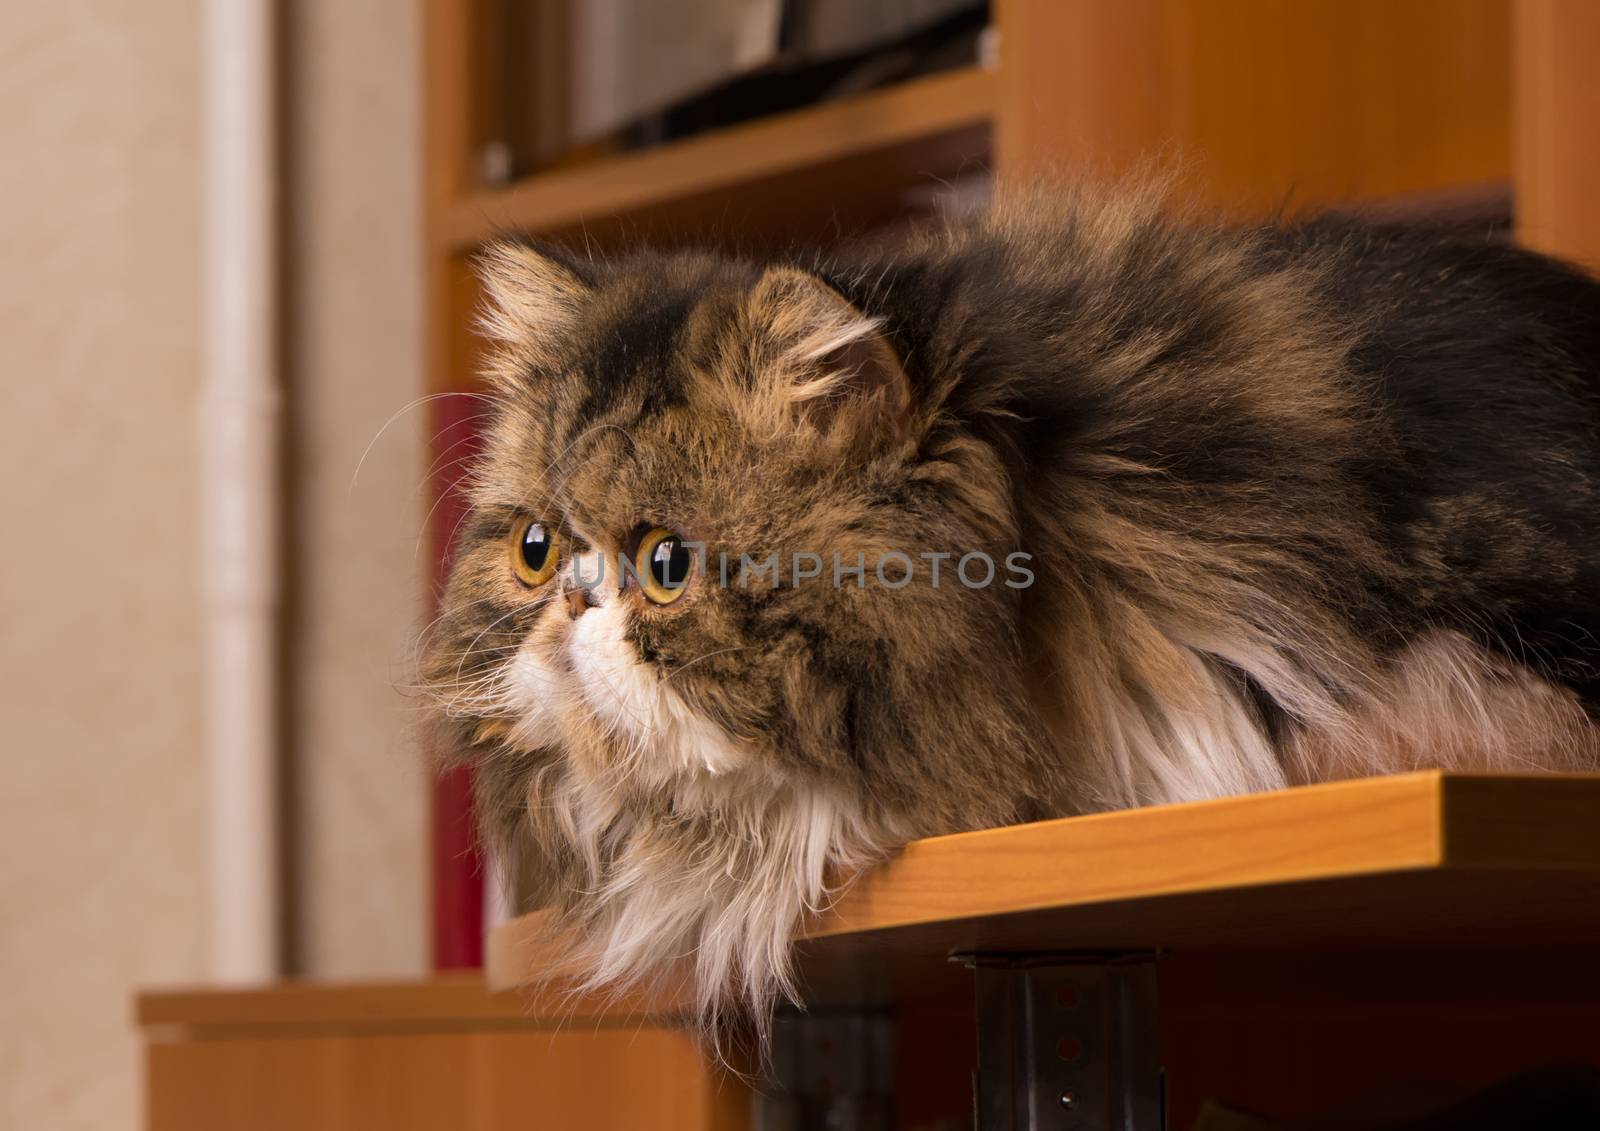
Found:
<box><xmin>423</xmin><ymin>185</ymin><xmax>1600</xmax><ymax>1026</ymax></box>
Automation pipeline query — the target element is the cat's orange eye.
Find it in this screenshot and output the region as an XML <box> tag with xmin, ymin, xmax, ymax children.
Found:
<box><xmin>635</xmin><ymin>527</ymin><xmax>693</xmax><ymax>606</ymax></box>
<box><xmin>508</xmin><ymin>517</ymin><xmax>561</xmax><ymax>587</ymax></box>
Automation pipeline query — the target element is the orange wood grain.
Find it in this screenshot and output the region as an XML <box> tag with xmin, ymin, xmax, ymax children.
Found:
<box><xmin>812</xmin><ymin>772</ymin><xmax>1446</xmax><ymax>941</ymax></box>
<box><xmin>485</xmin><ymin>773</ymin><xmax>1600</xmax><ymax>1000</ymax></box>
<box><xmin>141</xmin><ymin>975</ymin><xmax>750</xmax><ymax>1131</ymax></box>
<box><xmin>1514</xmin><ymin>0</ymin><xmax>1600</xmax><ymax>270</ymax></box>
<box><xmin>997</xmin><ymin>0</ymin><xmax>1511</xmax><ymax>211</ymax></box>
<box><xmin>995</xmin><ymin>0</ymin><xmax>1172</xmax><ymax>174</ymax></box>
<box><xmin>422</xmin><ymin>0</ymin><xmax>477</xmax><ymax>398</ymax></box>
<box><xmin>147</xmin><ymin>1028</ymin><xmax>748</xmax><ymax>1131</ymax></box>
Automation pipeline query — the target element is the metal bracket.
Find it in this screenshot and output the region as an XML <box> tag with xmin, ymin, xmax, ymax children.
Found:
<box><xmin>756</xmin><ymin>1007</ymin><xmax>895</xmax><ymax>1131</ymax></box>
<box><xmin>962</xmin><ymin>952</ymin><xmax>1163</xmax><ymax>1131</ymax></box>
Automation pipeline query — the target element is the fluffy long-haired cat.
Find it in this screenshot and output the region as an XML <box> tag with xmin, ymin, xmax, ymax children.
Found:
<box><xmin>423</xmin><ymin>183</ymin><xmax>1600</xmax><ymax>1029</ymax></box>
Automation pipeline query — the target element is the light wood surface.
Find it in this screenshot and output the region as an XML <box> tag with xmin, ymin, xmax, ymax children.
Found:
<box><xmin>438</xmin><ymin>65</ymin><xmax>995</xmax><ymax>252</ymax></box>
<box><xmin>813</xmin><ymin>771</ymin><xmax>1445</xmax><ymax>940</ymax></box>
<box><xmin>139</xmin><ymin>971</ymin><xmax>695</xmax><ymax>1040</ymax></box>
<box><xmin>141</xmin><ymin>973</ymin><xmax>588</xmax><ymax>1037</ymax></box>
<box><xmin>487</xmin><ymin>773</ymin><xmax>1600</xmax><ymax>998</ymax></box>
<box><xmin>814</xmin><ymin>772</ymin><xmax>1600</xmax><ymax>941</ymax></box>
<box><xmin>1515</xmin><ymin>0</ymin><xmax>1600</xmax><ymax>270</ymax></box>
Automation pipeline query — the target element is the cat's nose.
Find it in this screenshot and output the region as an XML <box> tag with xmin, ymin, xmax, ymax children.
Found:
<box><xmin>565</xmin><ymin>587</ymin><xmax>596</xmax><ymax>619</ymax></box>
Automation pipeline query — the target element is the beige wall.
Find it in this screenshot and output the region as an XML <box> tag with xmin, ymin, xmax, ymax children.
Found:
<box><xmin>283</xmin><ymin>0</ymin><xmax>428</xmax><ymax>978</ymax></box>
<box><xmin>0</xmin><ymin>3</ymin><xmax>207</xmax><ymax>1128</ymax></box>
<box><xmin>1</xmin><ymin>1</ymin><xmax>428</xmax><ymax>1126</ymax></box>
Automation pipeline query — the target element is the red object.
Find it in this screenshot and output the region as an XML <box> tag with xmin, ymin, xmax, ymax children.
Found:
<box><xmin>432</xmin><ymin>763</ymin><xmax>483</xmax><ymax>969</ymax></box>
<box><xmin>429</xmin><ymin>391</ymin><xmax>487</xmax><ymax>969</ymax></box>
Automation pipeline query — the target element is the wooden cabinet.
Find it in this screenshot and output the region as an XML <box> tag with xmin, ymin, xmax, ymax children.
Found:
<box><xmin>1516</xmin><ymin>0</ymin><xmax>1600</xmax><ymax>267</ymax></box>
<box><xmin>996</xmin><ymin>0</ymin><xmax>1512</xmax><ymax>209</ymax></box>
<box><xmin>140</xmin><ymin>978</ymin><xmax>751</xmax><ymax>1131</ymax></box>
<box><xmin>480</xmin><ymin>772</ymin><xmax>1600</xmax><ymax>1129</ymax></box>
<box><xmin>142</xmin><ymin>775</ymin><xmax>1600</xmax><ymax>1128</ymax></box>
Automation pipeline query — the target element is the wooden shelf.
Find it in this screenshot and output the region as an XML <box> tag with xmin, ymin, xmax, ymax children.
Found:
<box><xmin>138</xmin><ymin>972</ymin><xmax>681</xmax><ymax>1038</ymax></box>
<box><xmin>439</xmin><ymin>65</ymin><xmax>995</xmax><ymax>253</ymax></box>
<box><xmin>140</xmin><ymin>974</ymin><xmax>555</xmax><ymax>1039</ymax></box>
<box><xmin>487</xmin><ymin>772</ymin><xmax>1600</xmax><ymax>1000</ymax></box>
<box><xmin>138</xmin><ymin>975</ymin><xmax>749</xmax><ymax>1131</ymax></box>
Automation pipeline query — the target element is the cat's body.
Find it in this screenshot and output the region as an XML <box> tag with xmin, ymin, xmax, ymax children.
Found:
<box><xmin>423</xmin><ymin>186</ymin><xmax>1600</xmax><ymax>1026</ymax></box>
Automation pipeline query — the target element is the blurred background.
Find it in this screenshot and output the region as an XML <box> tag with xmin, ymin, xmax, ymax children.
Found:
<box><xmin>2</xmin><ymin>1</ymin><xmax>1596</xmax><ymax>1129</ymax></box>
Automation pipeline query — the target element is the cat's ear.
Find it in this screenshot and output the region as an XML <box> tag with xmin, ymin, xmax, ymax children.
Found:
<box><xmin>746</xmin><ymin>267</ymin><xmax>913</xmax><ymax>446</ymax></box>
<box><xmin>474</xmin><ymin>240</ymin><xmax>591</xmax><ymax>360</ymax></box>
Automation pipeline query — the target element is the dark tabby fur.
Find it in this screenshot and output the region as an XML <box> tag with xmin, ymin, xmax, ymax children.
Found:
<box><xmin>422</xmin><ymin>184</ymin><xmax>1600</xmax><ymax>1028</ymax></box>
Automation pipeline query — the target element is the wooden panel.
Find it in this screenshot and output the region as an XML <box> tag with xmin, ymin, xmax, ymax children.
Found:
<box><xmin>1514</xmin><ymin>0</ymin><xmax>1600</xmax><ymax>269</ymax></box>
<box><xmin>1172</xmin><ymin>0</ymin><xmax>1510</xmax><ymax>209</ymax></box>
<box><xmin>423</xmin><ymin>0</ymin><xmax>480</xmax><ymax>395</ymax></box>
<box><xmin>995</xmin><ymin>0</ymin><xmax>1171</xmax><ymax>173</ymax></box>
<box><xmin>141</xmin><ymin>976</ymin><xmax>749</xmax><ymax>1131</ymax></box>
<box><xmin>997</xmin><ymin>0</ymin><xmax>1511</xmax><ymax>211</ymax></box>
<box><xmin>812</xmin><ymin>773</ymin><xmax>1445</xmax><ymax>941</ymax></box>
<box><xmin>139</xmin><ymin>974</ymin><xmax>694</xmax><ymax>1040</ymax></box>
<box><xmin>147</xmin><ymin>1028</ymin><xmax>749</xmax><ymax>1131</ymax></box>
<box><xmin>486</xmin><ymin>773</ymin><xmax>1600</xmax><ymax>1000</ymax></box>
<box><xmin>143</xmin><ymin>975</ymin><xmax>556</xmax><ymax>1034</ymax></box>
<box><xmin>801</xmin><ymin>774</ymin><xmax>1600</xmax><ymax>986</ymax></box>
<box><xmin>438</xmin><ymin>66</ymin><xmax>996</xmax><ymax>251</ymax></box>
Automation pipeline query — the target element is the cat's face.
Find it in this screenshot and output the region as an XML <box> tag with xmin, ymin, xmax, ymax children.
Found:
<box><xmin>422</xmin><ymin>242</ymin><xmax>1050</xmax><ymax>1013</ymax></box>
<box><xmin>433</xmin><ymin>242</ymin><xmax>1035</xmax><ymax>799</ymax></box>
